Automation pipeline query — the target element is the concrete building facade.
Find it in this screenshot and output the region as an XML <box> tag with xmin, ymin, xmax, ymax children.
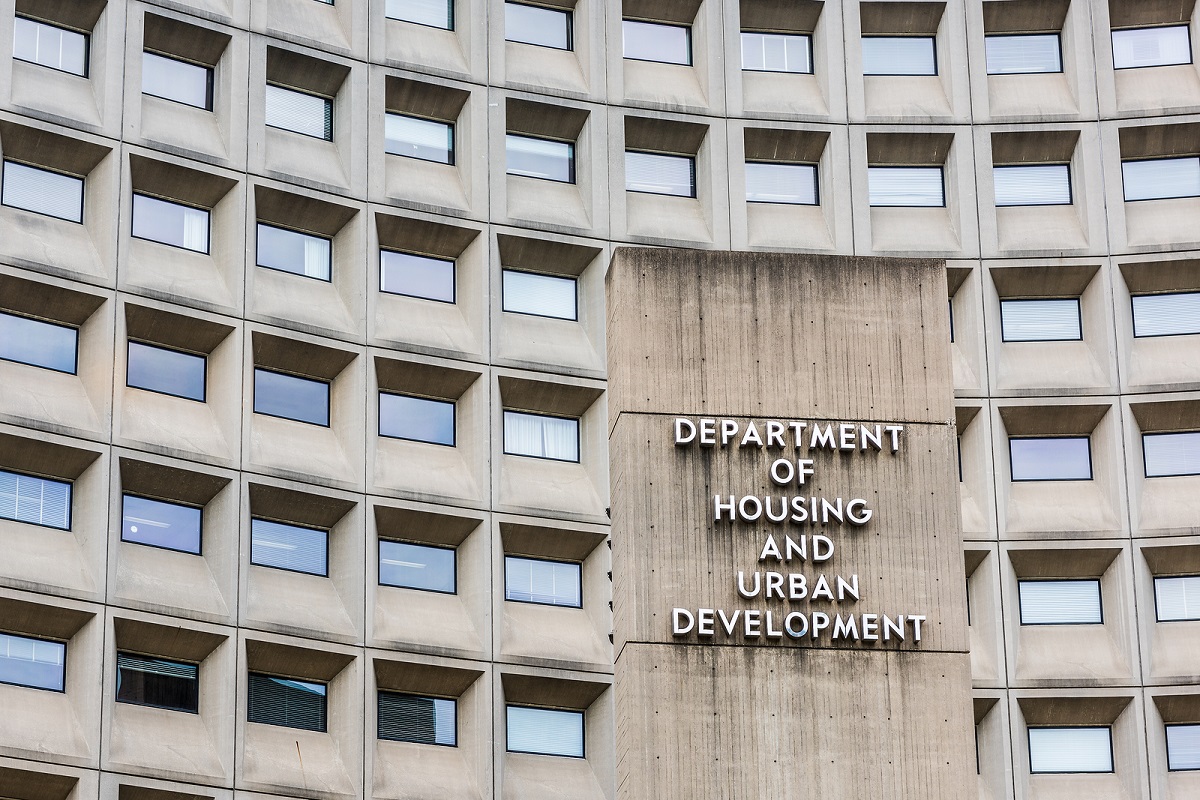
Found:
<box><xmin>0</xmin><ymin>0</ymin><xmax>1195</xmax><ymax>799</ymax></box>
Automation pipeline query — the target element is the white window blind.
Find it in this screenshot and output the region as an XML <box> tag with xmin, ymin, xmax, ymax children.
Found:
<box><xmin>626</xmin><ymin>151</ymin><xmax>695</xmax><ymax>197</ymax></box>
<box><xmin>2</xmin><ymin>161</ymin><xmax>84</xmax><ymax>222</ymax></box>
<box><xmin>265</xmin><ymin>84</ymin><xmax>333</xmax><ymax>140</ymax></box>
<box><xmin>745</xmin><ymin>163</ymin><xmax>818</xmax><ymax>205</ymax></box>
<box><xmin>1018</xmin><ymin>580</ymin><xmax>1102</xmax><ymax>625</ymax></box>
<box><xmin>502</xmin><ymin>270</ymin><xmax>577</xmax><ymax>320</ymax></box>
<box><xmin>1112</xmin><ymin>25</ymin><xmax>1192</xmax><ymax>69</ymax></box>
<box><xmin>132</xmin><ymin>194</ymin><xmax>210</xmax><ymax>253</ymax></box>
<box><xmin>1028</xmin><ymin>727</ymin><xmax>1113</xmax><ymax>773</ymax></box>
<box><xmin>1167</xmin><ymin>724</ymin><xmax>1200</xmax><ymax>771</ymax></box>
<box><xmin>0</xmin><ymin>469</ymin><xmax>71</xmax><ymax>530</ymax></box>
<box><xmin>622</xmin><ymin>20</ymin><xmax>691</xmax><ymax>65</ymax></box>
<box><xmin>507</xmin><ymin>706</ymin><xmax>585</xmax><ymax>757</ymax></box>
<box><xmin>505</xmin><ymin>134</ymin><xmax>574</xmax><ymax>183</ymax></box>
<box><xmin>1009</xmin><ymin>436</ymin><xmax>1092</xmax><ymax>481</ymax></box>
<box><xmin>985</xmin><ymin>33</ymin><xmax>1062</xmax><ymax>75</ymax></box>
<box><xmin>861</xmin><ymin>36</ymin><xmax>937</xmax><ymax>76</ymax></box>
<box><xmin>503</xmin><ymin>410</ymin><xmax>580</xmax><ymax>462</ymax></box>
<box><xmin>250</xmin><ymin>518</ymin><xmax>328</xmax><ymax>576</ymax></box>
<box><xmin>13</xmin><ymin>16</ymin><xmax>88</xmax><ymax>76</ymax></box>
<box><xmin>1122</xmin><ymin>157</ymin><xmax>1200</xmax><ymax>201</ymax></box>
<box><xmin>0</xmin><ymin>632</ymin><xmax>65</xmax><ymax>692</ymax></box>
<box><xmin>505</xmin><ymin>555</ymin><xmax>581</xmax><ymax>607</ymax></box>
<box><xmin>994</xmin><ymin>164</ymin><xmax>1071</xmax><ymax>206</ymax></box>
<box><xmin>741</xmin><ymin>32</ymin><xmax>812</xmax><ymax>73</ymax></box>
<box><xmin>386</xmin><ymin>0</ymin><xmax>453</xmax><ymax>29</ymax></box>
<box><xmin>385</xmin><ymin>114</ymin><xmax>453</xmax><ymax>164</ymax></box>
<box><xmin>867</xmin><ymin>166</ymin><xmax>944</xmax><ymax>207</ymax></box>
<box><xmin>1000</xmin><ymin>299</ymin><xmax>1082</xmax><ymax>342</ymax></box>
<box><xmin>1132</xmin><ymin>292</ymin><xmax>1200</xmax><ymax>337</ymax></box>
<box><xmin>1155</xmin><ymin>575</ymin><xmax>1200</xmax><ymax>621</ymax></box>
<box><xmin>1144</xmin><ymin>431</ymin><xmax>1200</xmax><ymax>477</ymax></box>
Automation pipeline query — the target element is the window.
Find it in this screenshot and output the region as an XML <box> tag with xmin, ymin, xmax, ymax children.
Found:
<box><xmin>1018</xmin><ymin>580</ymin><xmax>1103</xmax><ymax>625</ymax></box>
<box><xmin>247</xmin><ymin>673</ymin><xmax>327</xmax><ymax>732</ymax></box>
<box><xmin>503</xmin><ymin>410</ymin><xmax>580</xmax><ymax>462</ymax></box>
<box><xmin>741</xmin><ymin>31</ymin><xmax>812</xmax><ymax>73</ymax></box>
<box><xmin>378</xmin><ymin>692</ymin><xmax>457</xmax><ymax>745</ymax></box>
<box><xmin>385</xmin><ymin>113</ymin><xmax>454</xmax><ymax>164</ymax></box>
<box><xmin>1028</xmin><ymin>727</ymin><xmax>1113</xmax><ymax>773</ymax></box>
<box><xmin>984</xmin><ymin>34</ymin><xmax>1062</xmax><ymax>75</ymax></box>
<box><xmin>993</xmin><ymin>165</ymin><xmax>1071</xmax><ymax>206</ymax></box>
<box><xmin>1167</xmin><ymin>724</ymin><xmax>1200</xmax><ymax>771</ymax></box>
<box><xmin>0</xmin><ymin>632</ymin><xmax>65</xmax><ymax>692</ymax></box>
<box><xmin>867</xmin><ymin>166</ymin><xmax>944</xmax><ymax>207</ymax></box>
<box><xmin>505</xmin><ymin>135</ymin><xmax>575</xmax><ymax>183</ymax></box>
<box><xmin>1112</xmin><ymin>26</ymin><xmax>1191</xmax><ymax>69</ymax></box>
<box><xmin>999</xmin><ymin>299</ymin><xmax>1082</xmax><ymax>342</ymax></box>
<box><xmin>115</xmin><ymin>653</ymin><xmax>199</xmax><ymax>713</ymax></box>
<box><xmin>1009</xmin><ymin>437</ymin><xmax>1092</xmax><ymax>481</ymax></box>
<box><xmin>0</xmin><ymin>311</ymin><xmax>77</xmax><ymax>374</ymax></box>
<box><xmin>1</xmin><ymin>161</ymin><xmax>84</xmax><ymax>223</ymax></box>
<box><xmin>625</xmin><ymin>151</ymin><xmax>695</xmax><ymax>197</ymax></box>
<box><xmin>13</xmin><ymin>16</ymin><xmax>88</xmax><ymax>77</ymax></box>
<box><xmin>131</xmin><ymin>194</ymin><xmax>210</xmax><ymax>253</ymax></box>
<box><xmin>265</xmin><ymin>84</ymin><xmax>333</xmax><ymax>141</ymax></box>
<box><xmin>142</xmin><ymin>52</ymin><xmax>212</xmax><ymax>110</ymax></box>
<box><xmin>622</xmin><ymin>20</ymin><xmax>691</xmax><ymax>65</ymax></box>
<box><xmin>253</xmin><ymin>368</ymin><xmax>330</xmax><ymax>426</ymax></box>
<box><xmin>745</xmin><ymin>162</ymin><xmax>818</xmax><ymax>205</ymax></box>
<box><xmin>121</xmin><ymin>494</ymin><xmax>202</xmax><ymax>554</ymax></box>
<box><xmin>502</xmin><ymin>270</ymin><xmax>577</xmax><ymax>320</ymax></box>
<box><xmin>1132</xmin><ymin>292</ymin><xmax>1200</xmax><ymax>337</ymax></box>
<box><xmin>0</xmin><ymin>469</ymin><xmax>71</xmax><ymax>530</ymax></box>
<box><xmin>1144</xmin><ymin>431</ymin><xmax>1200</xmax><ymax>477</ymax></box>
<box><xmin>250</xmin><ymin>518</ymin><xmax>328</xmax><ymax>576</ymax></box>
<box><xmin>386</xmin><ymin>0</ymin><xmax>453</xmax><ymax>30</ymax></box>
<box><xmin>380</xmin><ymin>250</ymin><xmax>455</xmax><ymax>303</ymax></box>
<box><xmin>379</xmin><ymin>540</ymin><xmax>456</xmax><ymax>593</ymax></box>
<box><xmin>1155</xmin><ymin>575</ymin><xmax>1200</xmax><ymax>621</ymax></box>
<box><xmin>127</xmin><ymin>341</ymin><xmax>206</xmax><ymax>402</ymax></box>
<box><xmin>1122</xmin><ymin>157</ymin><xmax>1200</xmax><ymax>201</ymax></box>
<box><xmin>379</xmin><ymin>393</ymin><xmax>455</xmax><ymax>445</ymax></box>
<box><xmin>256</xmin><ymin>223</ymin><xmax>332</xmax><ymax>281</ymax></box>
<box><xmin>507</xmin><ymin>706</ymin><xmax>584</xmax><ymax>757</ymax></box>
<box><xmin>505</xmin><ymin>555</ymin><xmax>581</xmax><ymax>607</ymax></box>
<box><xmin>861</xmin><ymin>36</ymin><xmax>937</xmax><ymax>76</ymax></box>
<box><xmin>505</xmin><ymin>2</ymin><xmax>572</xmax><ymax>50</ymax></box>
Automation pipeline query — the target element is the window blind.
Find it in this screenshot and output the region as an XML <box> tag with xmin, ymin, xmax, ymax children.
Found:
<box><xmin>142</xmin><ymin>52</ymin><xmax>211</xmax><ymax>110</ymax></box>
<box><xmin>502</xmin><ymin>270</ymin><xmax>577</xmax><ymax>320</ymax></box>
<box><xmin>379</xmin><ymin>540</ymin><xmax>456</xmax><ymax>593</ymax></box>
<box><xmin>503</xmin><ymin>410</ymin><xmax>580</xmax><ymax>462</ymax></box>
<box><xmin>2</xmin><ymin>161</ymin><xmax>84</xmax><ymax>222</ymax></box>
<box><xmin>1155</xmin><ymin>575</ymin><xmax>1200</xmax><ymax>621</ymax></box>
<box><xmin>507</xmin><ymin>706</ymin><xmax>585</xmax><ymax>757</ymax></box>
<box><xmin>0</xmin><ymin>469</ymin><xmax>71</xmax><ymax>530</ymax></box>
<box><xmin>625</xmin><ymin>151</ymin><xmax>695</xmax><ymax>197</ymax></box>
<box><xmin>745</xmin><ymin>163</ymin><xmax>818</xmax><ymax>205</ymax></box>
<box><xmin>380</xmin><ymin>250</ymin><xmax>456</xmax><ymax>302</ymax></box>
<box><xmin>505</xmin><ymin>134</ymin><xmax>575</xmax><ymax>183</ymax></box>
<box><xmin>1009</xmin><ymin>437</ymin><xmax>1092</xmax><ymax>481</ymax></box>
<box><xmin>505</xmin><ymin>555</ymin><xmax>582</xmax><ymax>607</ymax></box>
<box><xmin>1122</xmin><ymin>157</ymin><xmax>1200</xmax><ymax>201</ymax></box>
<box><xmin>250</xmin><ymin>518</ymin><xmax>329</xmax><ymax>576</ymax></box>
<box><xmin>994</xmin><ymin>164</ymin><xmax>1071</xmax><ymax>206</ymax></box>
<box><xmin>1112</xmin><ymin>25</ymin><xmax>1192</xmax><ymax>69</ymax></box>
<box><xmin>0</xmin><ymin>311</ymin><xmax>78</xmax><ymax>373</ymax></box>
<box><xmin>984</xmin><ymin>33</ymin><xmax>1062</xmax><ymax>74</ymax></box>
<box><xmin>115</xmin><ymin>652</ymin><xmax>199</xmax><ymax>712</ymax></box>
<box><xmin>247</xmin><ymin>673</ymin><xmax>327</xmax><ymax>732</ymax></box>
<box><xmin>132</xmin><ymin>194</ymin><xmax>210</xmax><ymax>253</ymax></box>
<box><xmin>505</xmin><ymin>2</ymin><xmax>572</xmax><ymax>50</ymax></box>
<box><xmin>121</xmin><ymin>494</ymin><xmax>202</xmax><ymax>554</ymax></box>
<box><xmin>622</xmin><ymin>20</ymin><xmax>691</xmax><ymax>65</ymax></box>
<box><xmin>378</xmin><ymin>691</ymin><xmax>457</xmax><ymax>745</ymax></box>
<box><xmin>1167</xmin><ymin>724</ymin><xmax>1200</xmax><ymax>771</ymax></box>
<box><xmin>386</xmin><ymin>0</ymin><xmax>453</xmax><ymax>29</ymax></box>
<box><xmin>1000</xmin><ymin>299</ymin><xmax>1082</xmax><ymax>342</ymax></box>
<box><xmin>1029</xmin><ymin>727</ymin><xmax>1113</xmax><ymax>773</ymax></box>
<box><xmin>1018</xmin><ymin>580</ymin><xmax>1102</xmax><ymax>625</ymax></box>
<box><xmin>379</xmin><ymin>393</ymin><xmax>455</xmax><ymax>445</ymax></box>
<box><xmin>861</xmin><ymin>36</ymin><xmax>937</xmax><ymax>76</ymax></box>
<box><xmin>265</xmin><ymin>84</ymin><xmax>333</xmax><ymax>140</ymax></box>
<box><xmin>741</xmin><ymin>32</ymin><xmax>812</xmax><ymax>73</ymax></box>
<box><xmin>13</xmin><ymin>17</ymin><xmax>88</xmax><ymax>76</ymax></box>
<box><xmin>1132</xmin><ymin>292</ymin><xmax>1200</xmax><ymax>337</ymax></box>
<box><xmin>1144</xmin><ymin>432</ymin><xmax>1200</xmax><ymax>477</ymax></box>
<box><xmin>385</xmin><ymin>113</ymin><xmax>454</xmax><ymax>164</ymax></box>
<box><xmin>867</xmin><ymin>166</ymin><xmax>944</xmax><ymax>207</ymax></box>
<box><xmin>0</xmin><ymin>632</ymin><xmax>65</xmax><ymax>692</ymax></box>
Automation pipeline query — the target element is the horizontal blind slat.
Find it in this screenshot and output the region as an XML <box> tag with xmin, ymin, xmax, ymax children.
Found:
<box><xmin>501</xmin><ymin>270</ymin><xmax>577</xmax><ymax>319</ymax></box>
<box><xmin>1112</xmin><ymin>26</ymin><xmax>1191</xmax><ymax>69</ymax></box>
<box><xmin>2</xmin><ymin>161</ymin><xmax>84</xmax><ymax>222</ymax></box>
<box><xmin>1167</xmin><ymin>725</ymin><xmax>1200</xmax><ymax>770</ymax></box>
<box><xmin>1000</xmin><ymin>299</ymin><xmax>1081</xmax><ymax>341</ymax></box>
<box><xmin>862</xmin><ymin>37</ymin><xmax>936</xmax><ymax>75</ymax></box>
<box><xmin>1019</xmin><ymin>580</ymin><xmax>1102</xmax><ymax>624</ymax></box>
<box><xmin>994</xmin><ymin>165</ymin><xmax>1071</xmax><ymax>206</ymax></box>
<box><xmin>265</xmin><ymin>85</ymin><xmax>332</xmax><ymax>140</ymax></box>
<box><xmin>868</xmin><ymin>167</ymin><xmax>944</xmax><ymax>207</ymax></box>
<box><xmin>985</xmin><ymin>34</ymin><xmax>1062</xmax><ymax>74</ymax></box>
<box><xmin>1132</xmin><ymin>292</ymin><xmax>1200</xmax><ymax>337</ymax></box>
<box><xmin>1144</xmin><ymin>432</ymin><xmax>1200</xmax><ymax>477</ymax></box>
<box><xmin>1029</xmin><ymin>727</ymin><xmax>1113</xmax><ymax>773</ymax></box>
<box><xmin>1122</xmin><ymin>157</ymin><xmax>1200</xmax><ymax>201</ymax></box>
<box><xmin>507</xmin><ymin>706</ymin><xmax>584</xmax><ymax>757</ymax></box>
<box><xmin>1154</xmin><ymin>576</ymin><xmax>1200</xmax><ymax>621</ymax></box>
<box><xmin>250</xmin><ymin>519</ymin><xmax>328</xmax><ymax>576</ymax></box>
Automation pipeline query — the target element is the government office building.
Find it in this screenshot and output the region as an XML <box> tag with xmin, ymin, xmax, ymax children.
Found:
<box><xmin>0</xmin><ymin>0</ymin><xmax>1197</xmax><ymax>798</ymax></box>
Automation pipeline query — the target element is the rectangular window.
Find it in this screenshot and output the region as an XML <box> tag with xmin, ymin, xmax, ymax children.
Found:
<box><xmin>380</xmin><ymin>250</ymin><xmax>455</xmax><ymax>303</ymax></box>
<box><xmin>131</xmin><ymin>194</ymin><xmax>210</xmax><ymax>253</ymax></box>
<box><xmin>13</xmin><ymin>16</ymin><xmax>88</xmax><ymax>77</ymax></box>
<box><xmin>1155</xmin><ymin>575</ymin><xmax>1200</xmax><ymax>621</ymax></box>
<box><xmin>505</xmin><ymin>555</ymin><xmax>581</xmax><ymax>607</ymax></box>
<box><xmin>503</xmin><ymin>410</ymin><xmax>580</xmax><ymax>462</ymax></box>
<box><xmin>379</xmin><ymin>393</ymin><xmax>455</xmax><ymax>446</ymax></box>
<box><xmin>745</xmin><ymin>162</ymin><xmax>818</xmax><ymax>205</ymax></box>
<box><xmin>378</xmin><ymin>691</ymin><xmax>457</xmax><ymax>745</ymax></box>
<box><xmin>625</xmin><ymin>151</ymin><xmax>696</xmax><ymax>197</ymax></box>
<box><xmin>0</xmin><ymin>632</ymin><xmax>65</xmax><ymax>692</ymax></box>
<box><xmin>861</xmin><ymin>36</ymin><xmax>937</xmax><ymax>76</ymax></box>
<box><xmin>1</xmin><ymin>160</ymin><xmax>84</xmax><ymax>223</ymax></box>
<box><xmin>1167</xmin><ymin>724</ymin><xmax>1200</xmax><ymax>771</ymax></box>
<box><xmin>386</xmin><ymin>0</ymin><xmax>453</xmax><ymax>30</ymax></box>
<box><xmin>1009</xmin><ymin>436</ymin><xmax>1092</xmax><ymax>481</ymax></box>
<box><xmin>505</xmin><ymin>2</ymin><xmax>572</xmax><ymax>50</ymax></box>
<box><xmin>0</xmin><ymin>469</ymin><xmax>71</xmax><ymax>530</ymax></box>
<box><xmin>385</xmin><ymin>113</ymin><xmax>454</xmax><ymax>164</ymax></box>
<box><xmin>142</xmin><ymin>52</ymin><xmax>212</xmax><ymax>110</ymax></box>
<box><xmin>984</xmin><ymin>33</ymin><xmax>1062</xmax><ymax>75</ymax></box>
<box><xmin>265</xmin><ymin>84</ymin><xmax>333</xmax><ymax>141</ymax></box>
<box><xmin>505</xmin><ymin>134</ymin><xmax>575</xmax><ymax>183</ymax></box>
<box><xmin>507</xmin><ymin>706</ymin><xmax>584</xmax><ymax>757</ymax></box>
<box><xmin>622</xmin><ymin>20</ymin><xmax>691</xmax><ymax>65</ymax></box>
<box><xmin>379</xmin><ymin>540</ymin><xmax>456</xmax><ymax>593</ymax></box>
<box><xmin>115</xmin><ymin>653</ymin><xmax>199</xmax><ymax>713</ymax></box>
<box><xmin>741</xmin><ymin>31</ymin><xmax>812</xmax><ymax>74</ymax></box>
<box><xmin>127</xmin><ymin>341</ymin><xmax>206</xmax><ymax>402</ymax></box>
<box><xmin>1122</xmin><ymin>157</ymin><xmax>1200</xmax><ymax>202</ymax></box>
<box><xmin>0</xmin><ymin>311</ymin><xmax>77</xmax><ymax>374</ymax></box>
<box><xmin>1132</xmin><ymin>292</ymin><xmax>1200</xmax><ymax>337</ymax></box>
<box><xmin>1144</xmin><ymin>431</ymin><xmax>1200</xmax><ymax>477</ymax></box>
<box><xmin>1028</xmin><ymin>727</ymin><xmax>1113</xmax><ymax>773</ymax></box>
<box><xmin>247</xmin><ymin>673</ymin><xmax>327</xmax><ymax>732</ymax></box>
<box><xmin>1018</xmin><ymin>580</ymin><xmax>1103</xmax><ymax>625</ymax></box>
<box><xmin>1112</xmin><ymin>25</ymin><xmax>1191</xmax><ymax>70</ymax></box>
<box><xmin>502</xmin><ymin>270</ymin><xmax>577</xmax><ymax>320</ymax></box>
<box><xmin>867</xmin><ymin>166</ymin><xmax>945</xmax><ymax>207</ymax></box>
<box><xmin>121</xmin><ymin>494</ymin><xmax>202</xmax><ymax>554</ymax></box>
<box><xmin>993</xmin><ymin>164</ymin><xmax>1072</xmax><ymax>206</ymax></box>
<box><xmin>250</xmin><ymin>518</ymin><xmax>328</xmax><ymax>576</ymax></box>
<box><xmin>256</xmin><ymin>223</ymin><xmax>332</xmax><ymax>281</ymax></box>
<box><xmin>253</xmin><ymin>368</ymin><xmax>330</xmax><ymax>426</ymax></box>
<box><xmin>999</xmin><ymin>299</ymin><xmax>1082</xmax><ymax>342</ymax></box>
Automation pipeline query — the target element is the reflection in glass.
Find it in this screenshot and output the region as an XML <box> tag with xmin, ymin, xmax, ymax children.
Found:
<box><xmin>505</xmin><ymin>2</ymin><xmax>572</xmax><ymax>49</ymax></box>
<box><xmin>127</xmin><ymin>341</ymin><xmax>207</xmax><ymax>401</ymax></box>
<box><xmin>257</xmin><ymin>223</ymin><xmax>332</xmax><ymax>281</ymax></box>
<box><xmin>380</xmin><ymin>250</ymin><xmax>456</xmax><ymax>303</ymax></box>
<box><xmin>0</xmin><ymin>311</ymin><xmax>77</xmax><ymax>373</ymax></box>
<box><xmin>132</xmin><ymin>194</ymin><xmax>210</xmax><ymax>252</ymax></box>
<box><xmin>379</xmin><ymin>540</ymin><xmax>456</xmax><ymax>593</ymax></box>
<box><xmin>505</xmin><ymin>555</ymin><xmax>581</xmax><ymax>606</ymax></box>
<box><xmin>250</xmin><ymin>518</ymin><xmax>328</xmax><ymax>576</ymax></box>
<box><xmin>253</xmin><ymin>368</ymin><xmax>330</xmax><ymax>426</ymax></box>
<box><xmin>142</xmin><ymin>52</ymin><xmax>212</xmax><ymax>109</ymax></box>
<box><xmin>13</xmin><ymin>17</ymin><xmax>88</xmax><ymax>76</ymax></box>
<box><xmin>0</xmin><ymin>633</ymin><xmax>65</xmax><ymax>691</ymax></box>
<box><xmin>505</xmin><ymin>135</ymin><xmax>575</xmax><ymax>183</ymax></box>
<box><xmin>122</xmin><ymin>495</ymin><xmax>202</xmax><ymax>554</ymax></box>
<box><xmin>379</xmin><ymin>692</ymin><xmax>457</xmax><ymax>744</ymax></box>
<box><xmin>116</xmin><ymin>653</ymin><xmax>199</xmax><ymax>712</ymax></box>
<box><xmin>379</xmin><ymin>393</ymin><xmax>455</xmax><ymax>445</ymax></box>
<box><xmin>623</xmin><ymin>19</ymin><xmax>691</xmax><ymax>65</ymax></box>
<box><xmin>385</xmin><ymin>114</ymin><xmax>454</xmax><ymax>164</ymax></box>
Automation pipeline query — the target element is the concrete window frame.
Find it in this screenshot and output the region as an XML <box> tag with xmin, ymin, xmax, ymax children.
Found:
<box><xmin>1116</xmin><ymin>257</ymin><xmax>1200</xmax><ymax>391</ymax></box>
<box><xmin>499</xmin><ymin>97</ymin><xmax>597</xmax><ymax>232</ymax></box>
<box><xmin>1126</xmin><ymin>399</ymin><xmax>1200</xmax><ymax>535</ymax></box>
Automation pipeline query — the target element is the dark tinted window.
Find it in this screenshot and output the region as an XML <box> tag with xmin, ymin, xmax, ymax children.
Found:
<box><xmin>247</xmin><ymin>673</ymin><xmax>327</xmax><ymax>732</ymax></box>
<box><xmin>116</xmin><ymin>653</ymin><xmax>199</xmax><ymax>712</ymax></box>
<box><xmin>378</xmin><ymin>691</ymin><xmax>457</xmax><ymax>745</ymax></box>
